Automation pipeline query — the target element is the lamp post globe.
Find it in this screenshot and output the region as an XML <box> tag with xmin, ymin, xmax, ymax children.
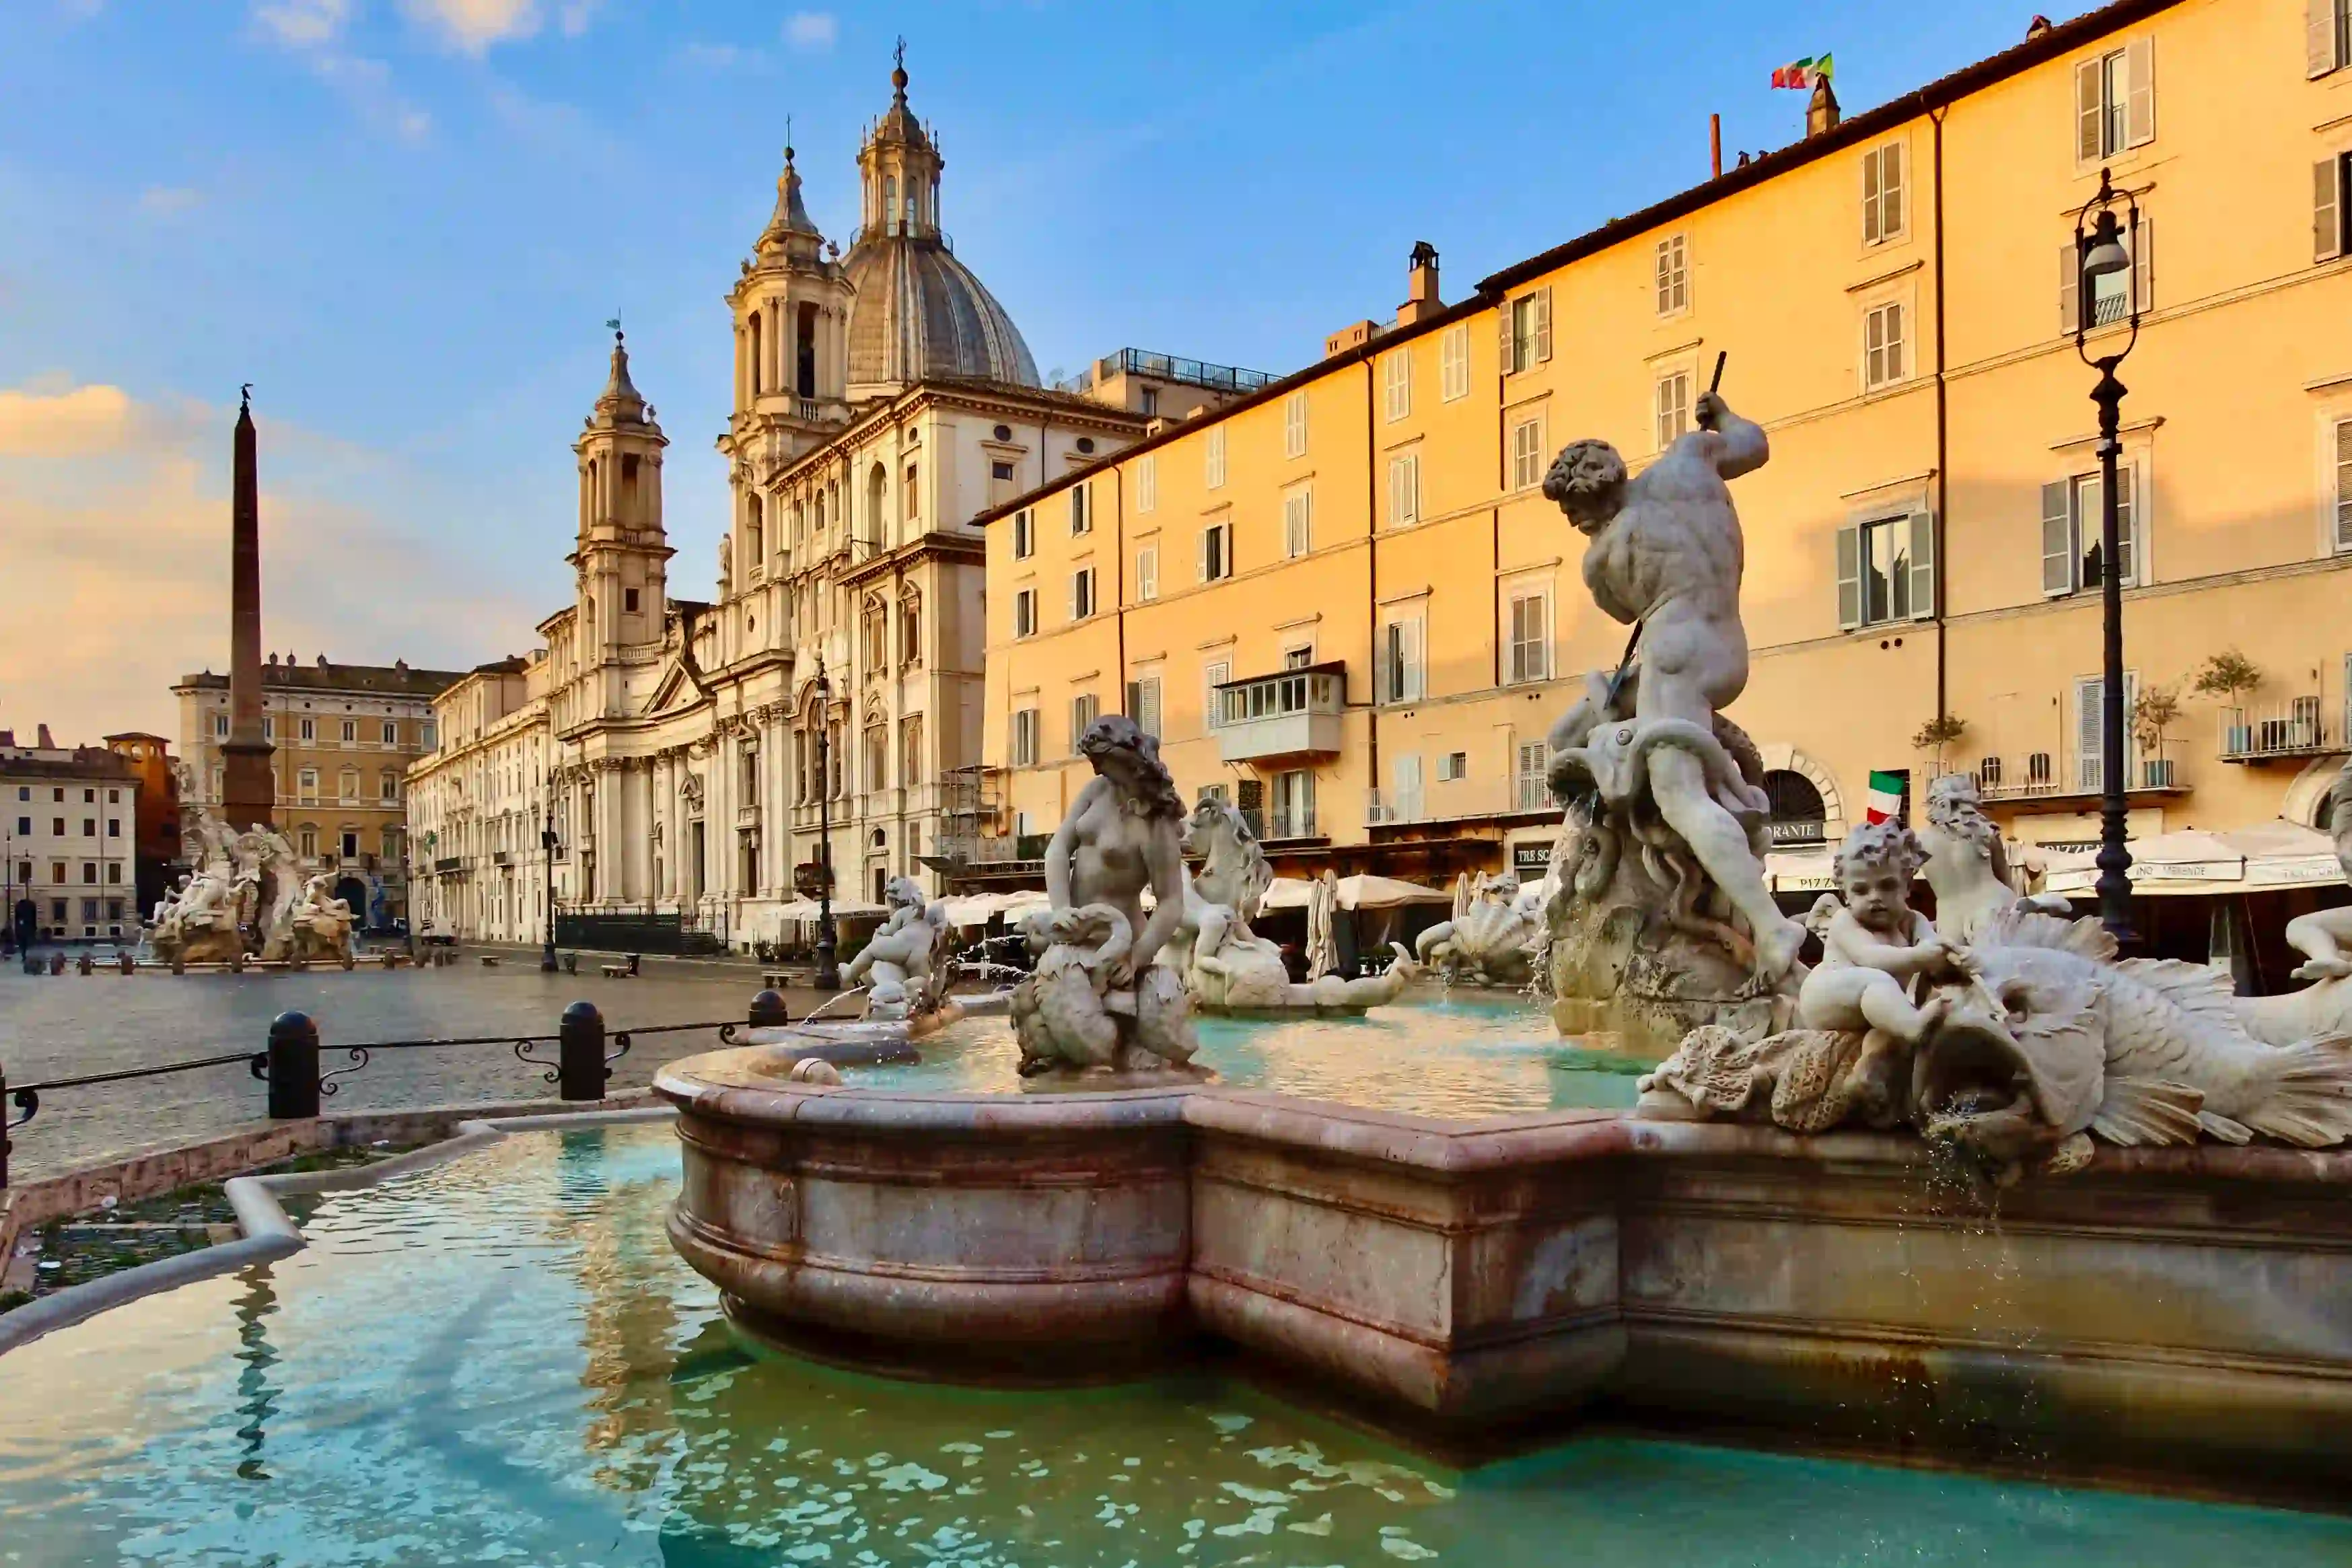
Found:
<box><xmin>2073</xmin><ymin>167</ymin><xmax>2142</xmax><ymax>948</ymax></box>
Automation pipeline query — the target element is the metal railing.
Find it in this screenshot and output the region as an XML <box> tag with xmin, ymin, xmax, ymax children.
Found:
<box><xmin>0</xmin><ymin>997</ymin><xmax>790</xmax><ymax>1188</ymax></box>
<box><xmin>1052</xmin><ymin>348</ymin><xmax>1279</xmax><ymax>398</ymax></box>
<box><xmin>2218</xmin><ymin>701</ymin><xmax>2334</xmax><ymax>762</ymax></box>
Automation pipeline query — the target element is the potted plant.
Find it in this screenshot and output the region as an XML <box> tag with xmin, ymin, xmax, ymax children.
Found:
<box><xmin>2192</xmin><ymin>649</ymin><xmax>2261</xmax><ymax>755</ymax></box>
<box><xmin>2132</xmin><ymin>682</ymin><xmax>2182</xmax><ymax>788</ymax></box>
<box><xmin>1910</xmin><ymin>713</ymin><xmax>1968</xmax><ymax>779</ymax></box>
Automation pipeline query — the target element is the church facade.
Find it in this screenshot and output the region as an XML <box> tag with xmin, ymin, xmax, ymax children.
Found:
<box><xmin>406</xmin><ymin>61</ymin><xmax>1266</xmax><ymax>948</ymax></box>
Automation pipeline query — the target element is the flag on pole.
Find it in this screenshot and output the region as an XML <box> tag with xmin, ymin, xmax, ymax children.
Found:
<box><xmin>1864</xmin><ymin>770</ymin><xmax>1906</xmax><ymax>825</ymax></box>
<box><xmin>1771</xmin><ymin>54</ymin><xmax>1833</xmax><ymax>90</ymax></box>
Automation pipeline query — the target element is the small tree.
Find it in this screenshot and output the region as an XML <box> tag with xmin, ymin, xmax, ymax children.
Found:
<box><xmin>2132</xmin><ymin>682</ymin><xmax>2182</xmax><ymax>762</ymax></box>
<box><xmin>2192</xmin><ymin>649</ymin><xmax>2262</xmax><ymax>706</ymax></box>
<box><xmin>1911</xmin><ymin>713</ymin><xmax>1968</xmax><ymax>777</ymax></box>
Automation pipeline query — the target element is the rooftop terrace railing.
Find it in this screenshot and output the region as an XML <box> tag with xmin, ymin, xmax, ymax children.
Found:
<box><xmin>1052</xmin><ymin>349</ymin><xmax>1280</xmax><ymax>398</ymax></box>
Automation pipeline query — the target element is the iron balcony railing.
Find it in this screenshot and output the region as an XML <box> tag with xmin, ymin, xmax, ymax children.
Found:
<box><xmin>2217</xmin><ymin>701</ymin><xmax>2334</xmax><ymax>762</ymax></box>
<box><xmin>1052</xmin><ymin>349</ymin><xmax>1280</xmax><ymax>398</ymax></box>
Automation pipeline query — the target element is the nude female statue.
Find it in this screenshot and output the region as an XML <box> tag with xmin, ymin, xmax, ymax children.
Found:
<box><xmin>1542</xmin><ymin>390</ymin><xmax>1807</xmax><ymax>984</ymax></box>
<box><xmin>1043</xmin><ymin>715</ymin><xmax>1188</xmax><ymax>988</ymax></box>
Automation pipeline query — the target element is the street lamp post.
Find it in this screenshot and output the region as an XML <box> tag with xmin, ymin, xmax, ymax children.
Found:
<box><xmin>814</xmin><ymin>655</ymin><xmax>839</xmax><ymax>990</ymax></box>
<box><xmin>2073</xmin><ymin>166</ymin><xmax>2141</xmax><ymax>947</ymax></box>
<box><xmin>540</xmin><ymin>765</ymin><xmax>561</xmax><ymax>972</ymax></box>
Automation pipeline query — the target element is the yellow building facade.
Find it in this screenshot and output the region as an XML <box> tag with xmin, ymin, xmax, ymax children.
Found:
<box><xmin>974</xmin><ymin>0</ymin><xmax>2352</xmax><ymax>895</ymax></box>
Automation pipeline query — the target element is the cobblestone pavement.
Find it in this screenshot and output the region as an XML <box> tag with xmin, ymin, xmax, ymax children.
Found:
<box><xmin>0</xmin><ymin>953</ymin><xmax>832</xmax><ymax>1180</ymax></box>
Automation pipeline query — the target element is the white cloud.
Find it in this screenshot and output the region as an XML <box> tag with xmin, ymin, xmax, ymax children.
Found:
<box><xmin>252</xmin><ymin>0</ymin><xmax>351</xmax><ymax>48</ymax></box>
<box><xmin>676</xmin><ymin>40</ymin><xmax>765</xmax><ymax>73</ymax></box>
<box><xmin>400</xmin><ymin>0</ymin><xmax>541</xmax><ymax>53</ymax></box>
<box><xmin>783</xmin><ymin>11</ymin><xmax>836</xmax><ymax>51</ymax></box>
<box><xmin>137</xmin><ymin>186</ymin><xmax>204</xmax><ymax>216</ymax></box>
<box><xmin>0</xmin><ymin>382</ymin><xmax>534</xmax><ymax>743</ymax></box>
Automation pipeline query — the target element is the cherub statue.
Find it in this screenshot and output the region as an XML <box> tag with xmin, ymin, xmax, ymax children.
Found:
<box><xmin>1797</xmin><ymin>820</ymin><xmax>1975</xmax><ymax>1111</ymax></box>
<box><xmin>1918</xmin><ymin>773</ymin><xmax>2069</xmax><ymax>944</ymax></box>
<box><xmin>1008</xmin><ymin>715</ymin><xmax>1199</xmax><ymax>1075</ymax></box>
<box><xmin>845</xmin><ymin>874</ymin><xmax>950</xmax><ymax>1019</ymax></box>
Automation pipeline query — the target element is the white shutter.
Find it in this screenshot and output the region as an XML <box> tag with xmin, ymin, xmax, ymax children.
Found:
<box><xmin>1197</xmin><ymin>528</ymin><xmax>1210</xmax><ymax>583</ymax></box>
<box><xmin>1907</xmin><ymin>511</ymin><xmax>1936</xmax><ymax>620</ymax></box>
<box><xmin>1404</xmin><ymin>616</ymin><xmax>1425</xmax><ymax>701</ymax></box>
<box><xmin>2076</xmin><ymin>676</ymin><xmax>2104</xmax><ymax>789</ymax></box>
<box><xmin>1067</xmin><ymin>575</ymin><xmax>1077</xmax><ymax>622</ymax></box>
<box><xmin>1534</xmin><ymin>287</ymin><xmax>1553</xmax><ymax>363</ymax></box>
<box><xmin>2318</xmin><ymin>157</ymin><xmax>2344</xmax><ymax>264</ymax></box>
<box><xmin>2042</xmin><ymin>482</ymin><xmax>2075</xmax><ymax>596</ymax></box>
<box><xmin>1883</xmin><ymin>142</ymin><xmax>1903</xmax><ymax>238</ymax></box>
<box><xmin>2125</xmin><ymin>36</ymin><xmax>2155</xmax><ymax>149</ymax></box>
<box><xmin>1862</xmin><ymin>149</ymin><xmax>1882</xmax><ymax>246</ymax></box>
<box><xmin>2131</xmin><ymin>215</ymin><xmax>2153</xmax><ymax>316</ymax></box>
<box><xmin>1137</xmin><ymin>454</ymin><xmax>1155</xmax><ymax>513</ymax></box>
<box><xmin>2075</xmin><ymin>59</ymin><xmax>2104</xmax><ymax>163</ymax></box>
<box><xmin>2336</xmin><ymin>419</ymin><xmax>2352</xmax><ymax>550</ymax></box>
<box><xmin>2114</xmin><ymin>465</ymin><xmax>2137</xmax><ymax>586</ymax></box>
<box><xmin>2316</xmin><ymin>0</ymin><xmax>2343</xmax><ymax>77</ymax></box>
<box><xmin>2059</xmin><ymin>242</ymin><xmax>2081</xmax><ymax>335</ymax></box>
<box><xmin>1375</xmin><ymin>623</ymin><xmax>1393</xmax><ymax>703</ymax></box>
<box><xmin>1498</xmin><ymin>302</ymin><xmax>1516</xmax><ymax>375</ymax></box>
<box><xmin>1835</xmin><ymin>525</ymin><xmax>1861</xmax><ymax>629</ymax></box>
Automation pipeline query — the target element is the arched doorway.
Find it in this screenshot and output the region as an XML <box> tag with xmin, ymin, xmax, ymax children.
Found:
<box><xmin>1761</xmin><ymin>769</ymin><xmax>1827</xmax><ymax>847</ymax></box>
<box><xmin>334</xmin><ymin>876</ymin><xmax>370</xmax><ymax>925</ymax></box>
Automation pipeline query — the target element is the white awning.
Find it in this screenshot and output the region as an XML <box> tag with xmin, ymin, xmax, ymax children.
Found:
<box><xmin>2038</xmin><ymin>822</ymin><xmax>2346</xmax><ymax>896</ymax></box>
<box><xmin>1334</xmin><ymin>874</ymin><xmax>1451</xmax><ymax>910</ymax></box>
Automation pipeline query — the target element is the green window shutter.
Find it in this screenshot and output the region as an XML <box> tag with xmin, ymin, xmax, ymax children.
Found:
<box><xmin>1836</xmin><ymin>525</ymin><xmax>1862</xmax><ymax>630</ymax></box>
<box><xmin>2042</xmin><ymin>481</ymin><xmax>2074</xmax><ymax>596</ymax></box>
<box><xmin>1907</xmin><ymin>511</ymin><xmax>1936</xmax><ymax>620</ymax></box>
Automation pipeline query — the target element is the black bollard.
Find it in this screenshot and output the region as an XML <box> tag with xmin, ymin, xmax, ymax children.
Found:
<box><xmin>557</xmin><ymin>1001</ymin><xmax>607</xmax><ymax>1102</ymax></box>
<box><xmin>1</xmin><ymin>1065</ymin><xmax>11</xmax><ymax>1189</ymax></box>
<box><xmin>264</xmin><ymin>1011</ymin><xmax>322</xmax><ymax>1119</ymax></box>
<box><xmin>748</xmin><ymin>988</ymin><xmax>790</xmax><ymax>1030</ymax></box>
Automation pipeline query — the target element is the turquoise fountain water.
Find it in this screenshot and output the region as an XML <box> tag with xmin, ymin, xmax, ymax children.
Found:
<box><xmin>3</xmin><ymin>1120</ymin><xmax>2347</xmax><ymax>1566</ymax></box>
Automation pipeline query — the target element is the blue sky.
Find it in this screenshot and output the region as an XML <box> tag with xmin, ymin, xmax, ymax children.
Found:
<box><xmin>0</xmin><ymin>0</ymin><xmax>2093</xmax><ymax>741</ymax></box>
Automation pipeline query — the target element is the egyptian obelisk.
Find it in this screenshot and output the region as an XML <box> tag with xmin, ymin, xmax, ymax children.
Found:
<box><xmin>219</xmin><ymin>386</ymin><xmax>275</xmax><ymax>831</ymax></box>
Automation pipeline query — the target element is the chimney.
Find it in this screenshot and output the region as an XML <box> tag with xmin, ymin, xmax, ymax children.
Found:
<box><xmin>1396</xmin><ymin>242</ymin><xmax>1442</xmax><ymax>326</ymax></box>
<box><xmin>1710</xmin><ymin>113</ymin><xmax>1722</xmax><ymax>179</ymax></box>
<box><xmin>1806</xmin><ymin>76</ymin><xmax>1841</xmax><ymax>137</ymax></box>
<box><xmin>37</xmin><ymin>723</ymin><xmax>55</xmax><ymax>748</ymax></box>
<box><xmin>1324</xmin><ymin>319</ymin><xmax>1385</xmax><ymax>359</ymax></box>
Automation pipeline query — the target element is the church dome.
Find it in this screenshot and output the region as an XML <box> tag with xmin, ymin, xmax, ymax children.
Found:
<box><xmin>839</xmin><ymin>52</ymin><xmax>1040</xmax><ymax>392</ymax></box>
<box><xmin>841</xmin><ymin>236</ymin><xmax>1040</xmax><ymax>388</ymax></box>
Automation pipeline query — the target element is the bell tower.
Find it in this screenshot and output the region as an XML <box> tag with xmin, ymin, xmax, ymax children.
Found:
<box><xmin>571</xmin><ymin>330</ymin><xmax>672</xmax><ymax>669</ymax></box>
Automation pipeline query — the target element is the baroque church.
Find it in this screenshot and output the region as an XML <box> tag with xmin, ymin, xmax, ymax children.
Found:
<box><xmin>408</xmin><ymin>57</ymin><xmax>1263</xmax><ymax>946</ymax></box>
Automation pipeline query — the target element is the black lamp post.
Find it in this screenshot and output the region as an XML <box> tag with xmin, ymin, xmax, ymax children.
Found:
<box><xmin>813</xmin><ymin>655</ymin><xmax>839</xmax><ymax>990</ymax></box>
<box><xmin>2073</xmin><ymin>166</ymin><xmax>2141</xmax><ymax>946</ymax></box>
<box><xmin>539</xmin><ymin>762</ymin><xmax>561</xmax><ymax>972</ymax></box>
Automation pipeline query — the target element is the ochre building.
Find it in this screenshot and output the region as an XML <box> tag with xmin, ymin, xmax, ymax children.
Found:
<box><xmin>974</xmin><ymin>0</ymin><xmax>2352</xmax><ymax>895</ymax></box>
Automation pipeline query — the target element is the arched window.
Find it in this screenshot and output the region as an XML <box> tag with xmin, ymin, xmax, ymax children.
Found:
<box><xmin>746</xmin><ymin>493</ymin><xmax>764</xmax><ymax>569</ymax></box>
<box><xmin>898</xmin><ymin>592</ymin><xmax>921</xmax><ymax>667</ymax></box>
<box><xmin>1762</xmin><ymin>769</ymin><xmax>1827</xmax><ymax>846</ymax></box>
<box><xmin>866</xmin><ymin>462</ymin><xmax>887</xmax><ymax>541</ymax></box>
<box><xmin>796</xmin><ymin>301</ymin><xmax>819</xmax><ymax>396</ymax></box>
<box><xmin>748</xmin><ymin>312</ymin><xmax>763</xmax><ymax>394</ymax></box>
<box><xmin>861</xmin><ymin>596</ymin><xmax>888</xmax><ymax>670</ymax></box>
<box><xmin>884</xmin><ymin>176</ymin><xmax>898</xmax><ymax>231</ymax></box>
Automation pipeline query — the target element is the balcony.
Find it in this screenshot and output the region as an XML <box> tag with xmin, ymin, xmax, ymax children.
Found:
<box><xmin>1973</xmin><ymin>752</ymin><xmax>2187</xmax><ymax>810</ymax></box>
<box><xmin>1214</xmin><ymin>665</ymin><xmax>1345</xmax><ymax>766</ymax></box>
<box><xmin>2217</xmin><ymin>701</ymin><xmax>2337</xmax><ymax>764</ymax></box>
<box><xmin>1051</xmin><ymin>348</ymin><xmax>1279</xmax><ymax>398</ymax></box>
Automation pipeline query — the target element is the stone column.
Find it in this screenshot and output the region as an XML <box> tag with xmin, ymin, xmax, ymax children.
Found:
<box><xmin>221</xmin><ymin>390</ymin><xmax>275</xmax><ymax>830</ymax></box>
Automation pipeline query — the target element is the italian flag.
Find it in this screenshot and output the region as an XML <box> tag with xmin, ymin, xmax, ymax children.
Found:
<box><xmin>1865</xmin><ymin>771</ymin><xmax>1906</xmax><ymax>825</ymax></box>
<box><xmin>1772</xmin><ymin>54</ymin><xmax>1833</xmax><ymax>90</ymax></box>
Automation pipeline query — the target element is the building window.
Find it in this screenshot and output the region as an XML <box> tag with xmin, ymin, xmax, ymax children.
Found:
<box><xmin>1516</xmin><ymin>742</ymin><xmax>1548</xmax><ymax>810</ymax></box>
<box><xmin>1655</xmin><ymin>234</ymin><xmax>1688</xmax><ymax>315</ymax></box>
<box><xmin>2076</xmin><ymin>39</ymin><xmax>2154</xmax><ymax>162</ymax></box>
<box><xmin>1071</xmin><ymin>567</ymin><xmax>1098</xmax><ymax>621</ymax></box>
<box><xmin>1283</xmin><ymin>489</ymin><xmax>1312</xmax><ymax>559</ymax></box>
<box><xmin>1284</xmin><ymin>392</ymin><xmax>1308</xmax><ymax>458</ymax></box>
<box><xmin>1125</xmin><ymin>675</ymin><xmax>1162</xmax><ymax>739</ymax></box>
<box><xmin>1135</xmin><ymin>544</ymin><xmax>1159</xmax><ymax>602</ymax></box>
<box><xmin>80</xmin><ymin>818</ymin><xmax>94</xmax><ymax>836</ymax></box>
<box><xmin>1283</xmin><ymin>646</ymin><xmax>1314</xmax><ymax>670</ymax></box>
<box><xmin>299</xmin><ymin>717</ymin><xmax>316</xmax><ymax>742</ymax></box>
<box><xmin>624</xmin><ymin>587</ymin><xmax>641</xmax><ymax>612</ymax></box>
<box><xmin>1655</xmin><ymin>370</ymin><xmax>1691</xmax><ymax>449</ymax></box>
<box><xmin>262</xmin><ymin>717</ymin><xmax>274</xmax><ymax>740</ymax></box>
<box><xmin>991</xmin><ymin>460</ymin><xmax>1015</xmax><ymax>483</ymax></box>
<box><xmin>1378</xmin><ymin>613</ymin><xmax>1425</xmax><ymax>704</ymax></box>
<box><xmin>299</xmin><ymin>768</ymin><xmax>320</xmax><ymax>803</ymax></box>
<box><xmin>1070</xmin><ymin>484</ymin><xmax>1090</xmax><ymax>534</ymax></box>
<box><xmin>106</xmin><ymin>862</ymin><xmax>121</xmax><ymax>884</ymax></box>
<box><xmin>1199</xmin><ymin>521</ymin><xmax>1233</xmax><ymax>583</ymax></box>
<box><xmin>863</xmin><ymin>596</ymin><xmax>888</xmax><ymax>668</ymax></box>
<box><xmin>1861</xmin><ymin>141</ymin><xmax>1904</xmax><ymax>246</ymax></box>
<box><xmin>1203</xmin><ymin>660</ymin><xmax>1231</xmax><ymax>728</ymax></box>
<box><xmin>900</xmin><ymin>715</ymin><xmax>923</xmax><ymax>785</ymax></box>
<box><xmin>900</xmin><ymin>593</ymin><xmax>922</xmax><ymax>666</ymax></box>
<box><xmin>2074</xmin><ymin>672</ymin><xmax>2142</xmax><ymax>790</ymax></box>
<box><xmin>106</xmin><ymin>817</ymin><xmax>119</xmax><ymax>836</ymax></box>
<box><xmin>1507</xmin><ymin>590</ymin><xmax>1551</xmax><ymax>684</ymax></box>
<box><xmin>1069</xmin><ymin>694</ymin><xmax>1100</xmax><ymax>754</ymax></box>
<box><xmin>1863</xmin><ymin>301</ymin><xmax>1906</xmax><ymax>390</ymax></box>
<box><xmin>215</xmin><ymin>714</ymin><xmax>229</xmax><ymax>738</ymax></box>
<box><xmin>904</xmin><ymin>462</ymin><xmax>920</xmax><ymax>523</ymax></box>
<box><xmin>1440</xmin><ymin>324</ymin><xmax>1470</xmax><ymax>401</ymax></box>
<box><xmin>2041</xmin><ymin>470</ymin><xmax>2137</xmax><ymax>596</ymax></box>
<box><xmin>1509</xmin><ymin>415</ymin><xmax>1545</xmax><ymax>491</ymax></box>
<box><xmin>341</xmin><ymin>719</ymin><xmax>357</xmax><ymax>743</ymax></box>
<box><xmin>1270</xmin><ymin>769</ymin><xmax>1316</xmax><ymax>839</ymax></box>
<box><xmin>1382</xmin><ymin>350</ymin><xmax>1411</xmax><ymax>422</ymax></box>
<box><xmin>1837</xmin><ymin>512</ymin><xmax>1935</xmax><ymax>629</ymax></box>
<box><xmin>2320</xmin><ymin>151</ymin><xmax>2350</xmax><ymax>264</ymax></box>
<box><xmin>1437</xmin><ymin>751</ymin><xmax>1468</xmax><ymax>783</ymax></box>
<box><xmin>2334</xmin><ymin>418</ymin><xmax>2352</xmax><ymax>554</ymax></box>
<box><xmin>382</xmin><ymin>721</ymin><xmax>397</xmax><ymax>745</ymax></box>
<box><xmin>381</xmin><ymin>771</ymin><xmax>399</xmax><ymax>801</ymax></box>
<box><xmin>342</xmin><ymin>830</ymin><xmax>359</xmax><ymax>860</ymax></box>
<box><xmin>1205</xmin><ymin>426</ymin><xmax>1226</xmax><ymax>489</ymax></box>
<box><xmin>862</xmin><ymin>725</ymin><xmax>886</xmax><ymax>793</ymax></box>
<box><xmin>1387</xmin><ymin>452</ymin><xmax>1421</xmax><ymax>528</ymax></box>
<box><xmin>1012</xmin><ymin>509</ymin><xmax>1034</xmax><ymax>560</ymax></box>
<box><xmin>1506</xmin><ymin>289</ymin><xmax>1551</xmax><ymax>374</ymax></box>
<box><xmin>1013</xmin><ymin>587</ymin><xmax>1038</xmax><ymax>639</ymax></box>
<box><xmin>1137</xmin><ymin>454</ymin><xmax>1156</xmax><ymax>513</ymax></box>
<box><xmin>2316</xmin><ymin>0</ymin><xmax>2352</xmax><ymax>77</ymax></box>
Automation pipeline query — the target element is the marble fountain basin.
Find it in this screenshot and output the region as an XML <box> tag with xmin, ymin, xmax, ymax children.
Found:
<box><xmin>654</xmin><ymin>1042</ymin><xmax>2352</xmax><ymax>1502</ymax></box>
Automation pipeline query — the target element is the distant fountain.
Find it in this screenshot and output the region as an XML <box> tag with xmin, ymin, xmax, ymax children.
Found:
<box><xmin>146</xmin><ymin>769</ymin><xmax>354</xmax><ymax>969</ymax></box>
